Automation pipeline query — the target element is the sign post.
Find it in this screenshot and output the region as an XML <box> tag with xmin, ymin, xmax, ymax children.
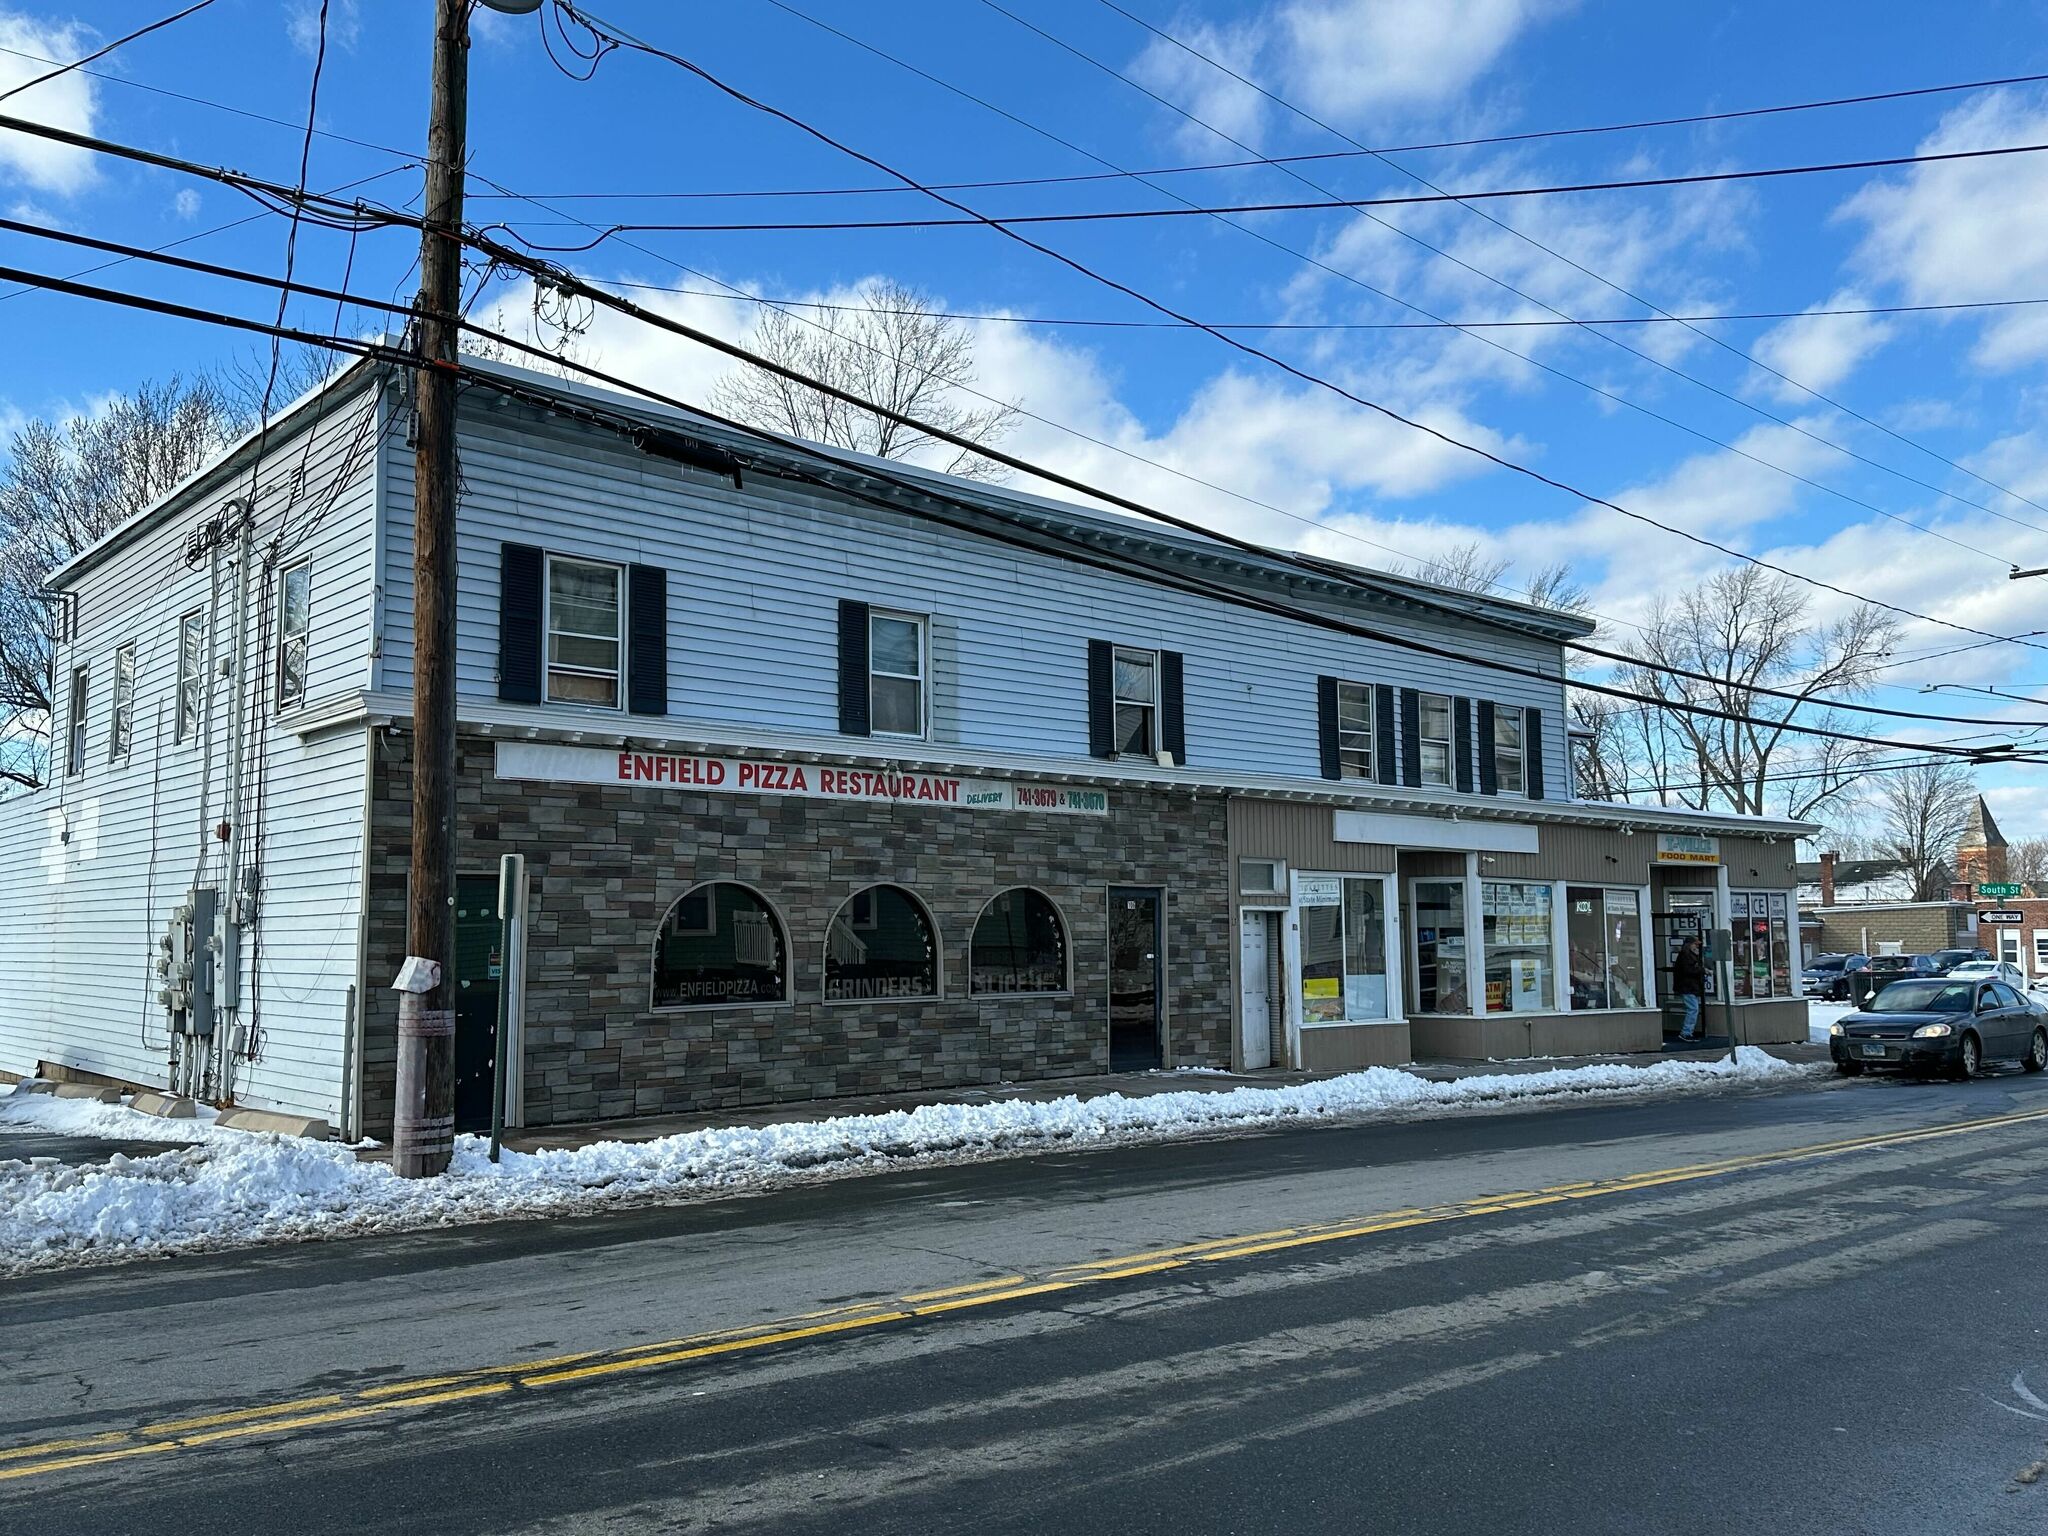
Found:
<box><xmin>489</xmin><ymin>852</ymin><xmax>524</xmax><ymax>1164</ymax></box>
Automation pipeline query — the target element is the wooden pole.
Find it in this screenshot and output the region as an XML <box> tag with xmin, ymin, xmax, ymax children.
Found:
<box><xmin>393</xmin><ymin>0</ymin><xmax>469</xmax><ymax>1179</ymax></box>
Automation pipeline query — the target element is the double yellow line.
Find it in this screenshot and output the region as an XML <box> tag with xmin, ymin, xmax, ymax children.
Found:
<box><xmin>7</xmin><ymin>1101</ymin><xmax>2045</xmax><ymax>1485</ymax></box>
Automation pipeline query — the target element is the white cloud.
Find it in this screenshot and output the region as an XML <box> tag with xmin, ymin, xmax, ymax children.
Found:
<box><xmin>1276</xmin><ymin>0</ymin><xmax>1566</xmax><ymax>123</ymax></box>
<box><xmin>1129</xmin><ymin>17</ymin><xmax>1271</xmax><ymax>154</ymax></box>
<box><xmin>287</xmin><ymin>0</ymin><xmax>358</xmax><ymax>55</ymax></box>
<box><xmin>172</xmin><ymin>187</ymin><xmax>200</xmax><ymax>220</ymax></box>
<box><xmin>1843</xmin><ymin>88</ymin><xmax>2048</xmax><ymax>371</ymax></box>
<box><xmin>1749</xmin><ymin>290</ymin><xmax>1892</xmax><ymax>402</ymax></box>
<box><xmin>0</xmin><ymin>12</ymin><xmax>99</xmax><ymax>194</ymax></box>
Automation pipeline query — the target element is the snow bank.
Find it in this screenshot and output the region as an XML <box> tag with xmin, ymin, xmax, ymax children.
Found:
<box><xmin>0</xmin><ymin>1047</ymin><xmax>1816</xmax><ymax>1275</ymax></box>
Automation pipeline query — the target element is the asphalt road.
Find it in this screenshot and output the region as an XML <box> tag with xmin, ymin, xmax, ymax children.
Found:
<box><xmin>6</xmin><ymin>1068</ymin><xmax>2048</xmax><ymax>1534</ymax></box>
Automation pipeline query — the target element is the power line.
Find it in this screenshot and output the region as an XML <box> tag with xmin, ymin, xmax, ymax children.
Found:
<box><xmin>9</xmin><ymin>250</ymin><xmax>2034</xmax><ymax>762</ymax></box>
<box><xmin>974</xmin><ymin>0</ymin><xmax>2048</xmax><ymax>548</ymax></box>
<box><xmin>455</xmin><ymin>67</ymin><xmax>2048</xmax><ymax>200</ymax></box>
<box><xmin>599</xmin><ymin>280</ymin><xmax>2048</xmax><ymax>333</ymax></box>
<box><xmin>739</xmin><ymin>2</ymin><xmax>2041</xmax><ymax>576</ymax></box>
<box><xmin>0</xmin><ymin>0</ymin><xmax>219</xmax><ymax>105</ymax></box>
<box><xmin>1091</xmin><ymin>0</ymin><xmax>2048</xmax><ymax>530</ymax></box>
<box><xmin>553</xmin><ymin>3</ymin><xmax>2048</xmax><ymax>658</ymax></box>
<box><xmin>493</xmin><ymin>139</ymin><xmax>2048</xmax><ymax>235</ymax></box>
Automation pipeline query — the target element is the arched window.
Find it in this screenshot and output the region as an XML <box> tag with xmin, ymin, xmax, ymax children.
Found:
<box><xmin>653</xmin><ymin>882</ymin><xmax>788</xmax><ymax>1008</ymax></box>
<box><xmin>970</xmin><ymin>888</ymin><xmax>1069</xmax><ymax>995</ymax></box>
<box><xmin>824</xmin><ymin>885</ymin><xmax>939</xmax><ymax>1002</ymax></box>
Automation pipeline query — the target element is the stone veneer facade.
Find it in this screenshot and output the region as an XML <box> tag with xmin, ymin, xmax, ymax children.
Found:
<box><xmin>360</xmin><ymin>733</ymin><xmax>1232</xmax><ymax>1135</ymax></box>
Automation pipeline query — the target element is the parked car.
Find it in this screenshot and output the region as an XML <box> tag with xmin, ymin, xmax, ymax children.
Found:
<box><xmin>1863</xmin><ymin>954</ymin><xmax>1940</xmax><ymax>984</ymax></box>
<box><xmin>1927</xmin><ymin>948</ymin><xmax>1992</xmax><ymax>976</ymax></box>
<box><xmin>1801</xmin><ymin>953</ymin><xmax>1870</xmax><ymax>1001</ymax></box>
<box><xmin>1945</xmin><ymin>959</ymin><xmax>2028</xmax><ymax>988</ymax></box>
<box><xmin>1829</xmin><ymin>977</ymin><xmax>2048</xmax><ymax>1079</ymax></box>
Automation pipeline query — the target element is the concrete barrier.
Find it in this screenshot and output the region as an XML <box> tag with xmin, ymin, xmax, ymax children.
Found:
<box><xmin>50</xmin><ymin>1083</ymin><xmax>123</xmax><ymax>1104</ymax></box>
<box><xmin>213</xmin><ymin>1107</ymin><xmax>332</xmax><ymax>1140</ymax></box>
<box><xmin>130</xmin><ymin>1091</ymin><xmax>199</xmax><ymax>1119</ymax></box>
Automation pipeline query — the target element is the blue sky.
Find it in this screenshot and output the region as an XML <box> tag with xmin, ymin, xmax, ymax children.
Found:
<box><xmin>5</xmin><ymin>0</ymin><xmax>2048</xmax><ymax>838</ymax></box>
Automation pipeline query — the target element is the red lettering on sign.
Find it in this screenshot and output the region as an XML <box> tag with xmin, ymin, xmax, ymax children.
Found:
<box><xmin>791</xmin><ymin>766</ymin><xmax>808</xmax><ymax>790</ymax></box>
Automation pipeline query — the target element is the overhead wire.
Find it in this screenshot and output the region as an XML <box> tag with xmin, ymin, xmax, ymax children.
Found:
<box><xmin>5</xmin><ymin>248</ymin><xmax>2035</xmax><ymax>762</ymax></box>
<box><xmin>970</xmin><ymin>0</ymin><xmax>2048</xmax><ymax>548</ymax></box>
<box><xmin>1091</xmin><ymin>0</ymin><xmax>2048</xmax><ymax>528</ymax></box>
<box><xmin>0</xmin><ymin>0</ymin><xmax>219</xmax><ymax>105</ymax></box>
<box><xmin>548</xmin><ymin>3</ymin><xmax>2048</xmax><ymax>655</ymax></box>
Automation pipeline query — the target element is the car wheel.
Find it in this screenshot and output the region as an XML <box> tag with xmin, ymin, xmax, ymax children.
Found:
<box><xmin>2024</xmin><ymin>1027</ymin><xmax>2047</xmax><ymax>1074</ymax></box>
<box><xmin>1951</xmin><ymin>1031</ymin><xmax>1982</xmax><ymax>1081</ymax></box>
<box><xmin>1835</xmin><ymin>1060</ymin><xmax>1864</xmax><ymax>1077</ymax></box>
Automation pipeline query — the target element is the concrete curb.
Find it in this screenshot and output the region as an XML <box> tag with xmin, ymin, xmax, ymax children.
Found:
<box><xmin>213</xmin><ymin>1108</ymin><xmax>332</xmax><ymax>1140</ymax></box>
<box><xmin>130</xmin><ymin>1091</ymin><xmax>199</xmax><ymax>1120</ymax></box>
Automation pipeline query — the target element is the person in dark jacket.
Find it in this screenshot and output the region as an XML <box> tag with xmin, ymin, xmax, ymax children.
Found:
<box><xmin>1672</xmin><ymin>935</ymin><xmax>1707</xmax><ymax>1042</ymax></box>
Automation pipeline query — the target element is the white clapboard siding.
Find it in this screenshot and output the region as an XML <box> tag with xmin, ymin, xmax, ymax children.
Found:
<box><xmin>0</xmin><ymin>386</ymin><xmax>381</xmax><ymax>1118</ymax></box>
<box><xmin>379</xmin><ymin>394</ymin><xmax>1573</xmax><ymax>792</ymax></box>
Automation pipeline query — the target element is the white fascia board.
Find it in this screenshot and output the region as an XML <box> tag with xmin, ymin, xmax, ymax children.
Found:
<box><xmin>310</xmin><ymin>688</ymin><xmax>1815</xmax><ymax>840</ymax></box>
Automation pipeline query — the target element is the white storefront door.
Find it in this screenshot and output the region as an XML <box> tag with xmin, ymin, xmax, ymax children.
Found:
<box><xmin>1239</xmin><ymin>910</ymin><xmax>1275</xmax><ymax>1070</ymax></box>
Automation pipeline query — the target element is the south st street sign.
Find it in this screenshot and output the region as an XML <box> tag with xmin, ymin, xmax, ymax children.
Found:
<box><xmin>494</xmin><ymin>742</ymin><xmax>1111</xmax><ymax>815</ymax></box>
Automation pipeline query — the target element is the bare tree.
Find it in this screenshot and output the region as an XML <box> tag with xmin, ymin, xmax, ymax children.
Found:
<box><xmin>1578</xmin><ymin>567</ymin><xmax>1899</xmax><ymax>827</ymax></box>
<box><xmin>1399</xmin><ymin>540</ymin><xmax>1509</xmax><ymax>594</ymax></box>
<box><xmin>0</xmin><ymin>377</ymin><xmax>236</xmax><ymax>790</ymax></box>
<box><xmin>711</xmin><ymin>281</ymin><xmax>1018</xmax><ymax>480</ymax></box>
<box><xmin>1874</xmin><ymin>760</ymin><xmax>1977</xmax><ymax>900</ymax></box>
<box><xmin>2008</xmin><ymin>836</ymin><xmax>2048</xmax><ymax>896</ymax></box>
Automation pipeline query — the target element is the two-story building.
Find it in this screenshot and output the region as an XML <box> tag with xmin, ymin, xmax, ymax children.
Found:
<box><xmin>0</xmin><ymin>352</ymin><xmax>1812</xmax><ymax>1139</ymax></box>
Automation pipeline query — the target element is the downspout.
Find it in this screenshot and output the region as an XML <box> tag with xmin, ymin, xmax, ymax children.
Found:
<box><xmin>214</xmin><ymin>505</ymin><xmax>256</xmax><ymax>1104</ymax></box>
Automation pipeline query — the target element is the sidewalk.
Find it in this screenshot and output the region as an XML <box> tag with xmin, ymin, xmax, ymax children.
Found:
<box><xmin>465</xmin><ymin>1039</ymin><xmax>1831</xmax><ymax>1159</ymax></box>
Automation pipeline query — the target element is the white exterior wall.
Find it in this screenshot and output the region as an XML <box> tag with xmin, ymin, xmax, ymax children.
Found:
<box><xmin>0</xmin><ymin>385</ymin><xmax>382</xmax><ymax>1118</ymax></box>
<box><xmin>378</xmin><ymin>397</ymin><xmax>1573</xmax><ymax>789</ymax></box>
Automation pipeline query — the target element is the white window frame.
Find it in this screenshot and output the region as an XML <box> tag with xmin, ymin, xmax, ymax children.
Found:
<box><xmin>2032</xmin><ymin>932</ymin><xmax>2048</xmax><ymax>975</ymax></box>
<box><xmin>543</xmin><ymin>554</ymin><xmax>625</xmax><ymax>710</ymax></box>
<box><xmin>1999</xmin><ymin>930</ymin><xmax>2023</xmax><ymax>969</ymax></box>
<box><xmin>275</xmin><ymin>560</ymin><xmax>312</xmax><ymax>713</ymax></box>
<box><xmin>176</xmin><ymin>608</ymin><xmax>204</xmax><ymax>743</ymax></box>
<box><xmin>1286</xmin><ymin>870</ymin><xmax>1402</xmax><ymax>1034</ymax></box>
<box><xmin>1335</xmin><ymin>680</ymin><xmax>1374</xmax><ymax>781</ymax></box>
<box><xmin>1418</xmin><ymin>692</ymin><xmax>1453</xmax><ymax>788</ymax></box>
<box><xmin>868</xmin><ymin>609</ymin><xmax>928</xmax><ymax>741</ymax></box>
<box><xmin>65</xmin><ymin>666</ymin><xmax>88</xmax><ymax>777</ymax></box>
<box><xmin>109</xmin><ymin>641</ymin><xmax>135</xmax><ymax>764</ymax></box>
<box><xmin>1494</xmin><ymin>704</ymin><xmax>1526</xmax><ymax>795</ymax></box>
<box><xmin>1113</xmin><ymin>645</ymin><xmax>1158</xmax><ymax>759</ymax></box>
<box><xmin>1239</xmin><ymin>857</ymin><xmax>1286</xmax><ymax>897</ymax></box>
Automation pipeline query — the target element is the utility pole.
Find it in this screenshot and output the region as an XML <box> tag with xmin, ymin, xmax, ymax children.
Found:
<box><xmin>392</xmin><ymin>0</ymin><xmax>471</xmax><ymax>1179</ymax></box>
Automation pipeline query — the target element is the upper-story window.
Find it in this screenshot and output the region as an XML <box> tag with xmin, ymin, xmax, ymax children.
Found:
<box><xmin>176</xmin><ymin>609</ymin><xmax>204</xmax><ymax>743</ymax></box>
<box><xmin>1418</xmin><ymin>692</ymin><xmax>1453</xmax><ymax>788</ymax></box>
<box><xmin>109</xmin><ymin>642</ymin><xmax>135</xmax><ymax>764</ymax></box>
<box><xmin>1336</xmin><ymin>681</ymin><xmax>1374</xmax><ymax>779</ymax></box>
<box><xmin>1494</xmin><ymin>705</ymin><xmax>1525</xmax><ymax>794</ymax></box>
<box><xmin>545</xmin><ymin>555</ymin><xmax>623</xmax><ymax>708</ymax></box>
<box><xmin>65</xmin><ymin>667</ymin><xmax>88</xmax><ymax>776</ymax></box>
<box><xmin>1114</xmin><ymin>646</ymin><xmax>1157</xmax><ymax>757</ymax></box>
<box><xmin>869</xmin><ymin>611</ymin><xmax>926</xmax><ymax>739</ymax></box>
<box><xmin>275</xmin><ymin>561</ymin><xmax>312</xmax><ymax>712</ymax></box>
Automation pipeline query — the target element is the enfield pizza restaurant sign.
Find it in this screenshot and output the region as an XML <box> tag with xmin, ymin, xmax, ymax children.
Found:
<box><xmin>494</xmin><ymin>742</ymin><xmax>1110</xmax><ymax>815</ymax></box>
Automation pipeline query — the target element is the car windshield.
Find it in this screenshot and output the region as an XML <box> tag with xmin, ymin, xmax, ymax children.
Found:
<box><xmin>1809</xmin><ymin>958</ymin><xmax>1847</xmax><ymax>972</ymax></box>
<box><xmin>1870</xmin><ymin>980</ymin><xmax>1974</xmax><ymax>1013</ymax></box>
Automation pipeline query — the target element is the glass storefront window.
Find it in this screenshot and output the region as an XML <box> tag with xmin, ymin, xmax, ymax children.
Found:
<box><xmin>1728</xmin><ymin>889</ymin><xmax>1788</xmax><ymax>1000</ymax></box>
<box><xmin>1483</xmin><ymin>881</ymin><xmax>1554</xmax><ymax>1013</ymax></box>
<box><xmin>970</xmin><ymin>889</ymin><xmax>1069</xmax><ymax>994</ymax></box>
<box><xmin>1412</xmin><ymin>880</ymin><xmax>1469</xmax><ymax>1013</ymax></box>
<box><xmin>653</xmin><ymin>883</ymin><xmax>787</xmax><ymax>1008</ymax></box>
<box><xmin>1299</xmin><ymin>875</ymin><xmax>1390</xmax><ymax>1023</ymax></box>
<box><xmin>825</xmin><ymin>885</ymin><xmax>939</xmax><ymax>1001</ymax></box>
<box><xmin>1567</xmin><ymin>887</ymin><xmax>1646</xmax><ymax>1010</ymax></box>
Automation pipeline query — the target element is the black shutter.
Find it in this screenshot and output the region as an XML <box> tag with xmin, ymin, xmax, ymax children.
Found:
<box><xmin>1477</xmin><ymin>700</ymin><xmax>1498</xmax><ymax>795</ymax></box>
<box><xmin>1316</xmin><ymin>676</ymin><xmax>1341</xmax><ymax>781</ymax></box>
<box><xmin>497</xmin><ymin>542</ymin><xmax>543</xmax><ymax>704</ymax></box>
<box><xmin>1373</xmin><ymin>684</ymin><xmax>1396</xmax><ymax>785</ymax></box>
<box><xmin>1399</xmin><ymin>688</ymin><xmax>1421</xmax><ymax>788</ymax></box>
<box><xmin>1526</xmin><ymin>706</ymin><xmax>1546</xmax><ymax>799</ymax></box>
<box><xmin>1087</xmin><ymin>639</ymin><xmax>1115</xmax><ymax>758</ymax></box>
<box><xmin>1455</xmin><ymin>697</ymin><xmax>1475</xmax><ymax>793</ymax></box>
<box><xmin>837</xmin><ymin>599</ymin><xmax>870</xmax><ymax>737</ymax></box>
<box><xmin>626</xmin><ymin>564</ymin><xmax>667</xmax><ymax>716</ymax></box>
<box><xmin>1159</xmin><ymin>650</ymin><xmax>1186</xmax><ymax>766</ymax></box>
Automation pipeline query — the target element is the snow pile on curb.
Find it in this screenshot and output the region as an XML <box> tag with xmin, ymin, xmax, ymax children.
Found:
<box><xmin>0</xmin><ymin>1047</ymin><xmax>1815</xmax><ymax>1274</ymax></box>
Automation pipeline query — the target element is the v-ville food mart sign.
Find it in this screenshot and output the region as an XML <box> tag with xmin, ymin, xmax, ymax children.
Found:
<box><xmin>494</xmin><ymin>742</ymin><xmax>1110</xmax><ymax>815</ymax></box>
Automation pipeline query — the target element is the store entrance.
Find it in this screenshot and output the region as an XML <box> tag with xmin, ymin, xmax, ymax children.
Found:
<box><xmin>1109</xmin><ymin>887</ymin><xmax>1164</xmax><ymax>1071</ymax></box>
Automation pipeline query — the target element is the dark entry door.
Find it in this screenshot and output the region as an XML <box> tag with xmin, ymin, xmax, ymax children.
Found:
<box><xmin>452</xmin><ymin>876</ymin><xmax>503</xmax><ymax>1133</ymax></box>
<box><xmin>1108</xmin><ymin>887</ymin><xmax>1164</xmax><ymax>1071</ymax></box>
